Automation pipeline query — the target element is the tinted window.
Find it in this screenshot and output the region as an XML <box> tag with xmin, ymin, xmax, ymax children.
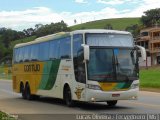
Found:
<box><xmin>73</xmin><ymin>34</ymin><xmax>86</xmax><ymax>83</ymax></box>
<box><xmin>73</xmin><ymin>34</ymin><xmax>83</xmax><ymax>57</ymax></box>
<box><xmin>59</xmin><ymin>36</ymin><xmax>71</xmax><ymax>59</ymax></box>
<box><xmin>39</xmin><ymin>42</ymin><xmax>49</xmax><ymax>61</ymax></box>
<box><xmin>30</xmin><ymin>44</ymin><xmax>39</xmax><ymax>61</ymax></box>
<box><xmin>18</xmin><ymin>47</ymin><xmax>24</xmax><ymax>63</ymax></box>
<box><xmin>49</xmin><ymin>40</ymin><xmax>60</xmax><ymax>60</ymax></box>
<box><xmin>24</xmin><ymin>46</ymin><xmax>31</xmax><ymax>62</ymax></box>
<box><xmin>14</xmin><ymin>49</ymin><xmax>19</xmax><ymax>63</ymax></box>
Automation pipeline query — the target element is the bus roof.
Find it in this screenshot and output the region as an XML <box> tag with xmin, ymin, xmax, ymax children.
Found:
<box><xmin>14</xmin><ymin>32</ymin><xmax>70</xmax><ymax>48</ymax></box>
<box><xmin>14</xmin><ymin>29</ymin><xmax>131</xmax><ymax>48</ymax></box>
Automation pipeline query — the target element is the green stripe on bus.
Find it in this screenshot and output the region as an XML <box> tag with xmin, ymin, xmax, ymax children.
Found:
<box><xmin>45</xmin><ymin>60</ymin><xmax>60</xmax><ymax>90</ymax></box>
<box><xmin>39</xmin><ymin>60</ymin><xmax>61</xmax><ymax>90</ymax></box>
<box><xmin>121</xmin><ymin>81</ymin><xmax>132</xmax><ymax>89</ymax></box>
<box><xmin>114</xmin><ymin>81</ymin><xmax>132</xmax><ymax>90</ymax></box>
<box><xmin>114</xmin><ymin>83</ymin><xmax>125</xmax><ymax>89</ymax></box>
<box><xmin>39</xmin><ymin>62</ymin><xmax>49</xmax><ymax>89</ymax></box>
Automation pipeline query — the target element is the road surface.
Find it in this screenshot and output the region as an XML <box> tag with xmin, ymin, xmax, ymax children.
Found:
<box><xmin>0</xmin><ymin>80</ymin><xmax>160</xmax><ymax>120</ymax></box>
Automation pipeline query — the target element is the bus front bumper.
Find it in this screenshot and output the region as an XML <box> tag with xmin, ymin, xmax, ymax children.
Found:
<box><xmin>86</xmin><ymin>88</ymin><xmax>138</xmax><ymax>102</ymax></box>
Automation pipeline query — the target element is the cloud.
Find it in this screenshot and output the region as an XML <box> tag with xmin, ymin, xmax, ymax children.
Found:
<box><xmin>0</xmin><ymin>7</ymin><xmax>119</xmax><ymax>30</ymax></box>
<box><xmin>0</xmin><ymin>7</ymin><xmax>63</xmax><ymax>30</ymax></box>
<box><xmin>75</xmin><ymin>0</ymin><xmax>88</xmax><ymax>4</ymax></box>
<box><xmin>123</xmin><ymin>0</ymin><xmax>160</xmax><ymax>17</ymax></box>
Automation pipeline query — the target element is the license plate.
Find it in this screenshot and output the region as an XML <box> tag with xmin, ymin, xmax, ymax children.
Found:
<box><xmin>112</xmin><ymin>94</ymin><xmax>120</xmax><ymax>97</ymax></box>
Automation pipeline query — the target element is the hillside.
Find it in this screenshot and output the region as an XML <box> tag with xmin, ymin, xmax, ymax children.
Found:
<box><xmin>70</xmin><ymin>17</ymin><xmax>141</xmax><ymax>30</ymax></box>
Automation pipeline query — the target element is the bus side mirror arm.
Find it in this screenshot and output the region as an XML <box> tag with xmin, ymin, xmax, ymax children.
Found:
<box><xmin>136</xmin><ymin>45</ymin><xmax>146</xmax><ymax>61</ymax></box>
<box><xmin>81</xmin><ymin>44</ymin><xmax>90</xmax><ymax>61</ymax></box>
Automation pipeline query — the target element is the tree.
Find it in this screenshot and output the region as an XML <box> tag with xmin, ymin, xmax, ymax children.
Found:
<box><xmin>141</xmin><ymin>8</ymin><xmax>160</xmax><ymax>27</ymax></box>
<box><xmin>35</xmin><ymin>21</ymin><xmax>70</xmax><ymax>37</ymax></box>
<box><xmin>23</xmin><ymin>28</ymin><xmax>35</xmax><ymax>36</ymax></box>
<box><xmin>0</xmin><ymin>27</ymin><xmax>7</xmax><ymax>34</ymax></box>
<box><xmin>1</xmin><ymin>29</ymin><xmax>15</xmax><ymax>48</ymax></box>
<box><xmin>0</xmin><ymin>43</ymin><xmax>6</xmax><ymax>60</ymax></box>
<box><xmin>74</xmin><ymin>19</ymin><xmax>77</xmax><ymax>24</ymax></box>
<box><xmin>125</xmin><ymin>24</ymin><xmax>144</xmax><ymax>38</ymax></box>
<box><xmin>35</xmin><ymin>24</ymin><xmax>43</xmax><ymax>31</ymax></box>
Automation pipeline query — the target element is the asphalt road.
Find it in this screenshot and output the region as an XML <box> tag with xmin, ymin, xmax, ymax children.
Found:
<box><xmin>0</xmin><ymin>80</ymin><xmax>160</xmax><ymax>120</ymax></box>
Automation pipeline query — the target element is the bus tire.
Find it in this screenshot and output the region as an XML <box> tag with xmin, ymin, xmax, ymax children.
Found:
<box><xmin>20</xmin><ymin>83</ymin><xmax>26</xmax><ymax>99</ymax></box>
<box><xmin>64</xmin><ymin>86</ymin><xmax>74</xmax><ymax>107</ymax></box>
<box><xmin>25</xmin><ymin>83</ymin><xmax>33</xmax><ymax>100</ymax></box>
<box><xmin>106</xmin><ymin>100</ymin><xmax>118</xmax><ymax>106</ymax></box>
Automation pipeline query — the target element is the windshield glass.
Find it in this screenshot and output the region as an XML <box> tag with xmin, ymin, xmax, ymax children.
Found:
<box><xmin>86</xmin><ymin>33</ymin><xmax>133</xmax><ymax>47</ymax></box>
<box><xmin>87</xmin><ymin>48</ymin><xmax>138</xmax><ymax>81</ymax></box>
<box><xmin>88</xmin><ymin>48</ymin><xmax>114</xmax><ymax>81</ymax></box>
<box><xmin>114</xmin><ymin>49</ymin><xmax>137</xmax><ymax>81</ymax></box>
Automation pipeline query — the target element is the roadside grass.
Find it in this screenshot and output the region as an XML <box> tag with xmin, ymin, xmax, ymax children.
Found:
<box><xmin>140</xmin><ymin>67</ymin><xmax>160</xmax><ymax>88</ymax></box>
<box><xmin>0</xmin><ymin>66</ymin><xmax>3</xmax><ymax>73</ymax></box>
<box><xmin>0</xmin><ymin>66</ymin><xmax>12</xmax><ymax>80</ymax></box>
<box><xmin>0</xmin><ymin>111</ymin><xmax>17</xmax><ymax>120</ymax></box>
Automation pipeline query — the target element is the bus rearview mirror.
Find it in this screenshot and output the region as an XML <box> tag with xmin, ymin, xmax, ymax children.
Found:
<box><xmin>81</xmin><ymin>44</ymin><xmax>90</xmax><ymax>61</ymax></box>
<box><xmin>136</xmin><ymin>45</ymin><xmax>146</xmax><ymax>61</ymax></box>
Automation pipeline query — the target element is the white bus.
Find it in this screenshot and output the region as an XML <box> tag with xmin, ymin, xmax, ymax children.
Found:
<box><xmin>12</xmin><ymin>29</ymin><xmax>146</xmax><ymax>106</ymax></box>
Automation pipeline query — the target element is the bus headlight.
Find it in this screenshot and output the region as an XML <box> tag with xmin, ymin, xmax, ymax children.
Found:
<box><xmin>86</xmin><ymin>84</ymin><xmax>101</xmax><ymax>90</ymax></box>
<box><xmin>131</xmin><ymin>83</ymin><xmax>139</xmax><ymax>89</ymax></box>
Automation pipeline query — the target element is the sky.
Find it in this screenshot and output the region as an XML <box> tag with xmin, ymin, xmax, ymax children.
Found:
<box><xmin>0</xmin><ymin>0</ymin><xmax>160</xmax><ymax>31</ymax></box>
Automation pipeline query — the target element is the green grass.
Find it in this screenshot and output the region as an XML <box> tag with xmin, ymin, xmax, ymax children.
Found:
<box><xmin>70</xmin><ymin>17</ymin><xmax>141</xmax><ymax>30</ymax></box>
<box><xmin>0</xmin><ymin>111</ymin><xmax>17</xmax><ymax>120</ymax></box>
<box><xmin>140</xmin><ymin>67</ymin><xmax>160</xmax><ymax>88</ymax></box>
<box><xmin>0</xmin><ymin>66</ymin><xmax>12</xmax><ymax>80</ymax></box>
<box><xmin>10</xmin><ymin>36</ymin><xmax>36</xmax><ymax>48</ymax></box>
<box><xmin>0</xmin><ymin>66</ymin><xmax>3</xmax><ymax>73</ymax></box>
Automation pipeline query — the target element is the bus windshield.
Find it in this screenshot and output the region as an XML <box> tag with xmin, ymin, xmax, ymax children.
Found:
<box><xmin>87</xmin><ymin>48</ymin><xmax>114</xmax><ymax>81</ymax></box>
<box><xmin>86</xmin><ymin>33</ymin><xmax>138</xmax><ymax>81</ymax></box>
<box><xmin>87</xmin><ymin>48</ymin><xmax>138</xmax><ymax>81</ymax></box>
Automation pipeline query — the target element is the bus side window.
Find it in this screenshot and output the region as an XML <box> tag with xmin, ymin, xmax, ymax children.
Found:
<box><xmin>39</xmin><ymin>42</ymin><xmax>49</xmax><ymax>61</ymax></box>
<box><xmin>14</xmin><ymin>49</ymin><xmax>18</xmax><ymax>63</ymax></box>
<box><xmin>59</xmin><ymin>36</ymin><xmax>71</xmax><ymax>59</ymax></box>
<box><xmin>17</xmin><ymin>47</ymin><xmax>24</xmax><ymax>63</ymax></box>
<box><xmin>73</xmin><ymin>34</ymin><xmax>86</xmax><ymax>83</ymax></box>
<box><xmin>49</xmin><ymin>40</ymin><xmax>60</xmax><ymax>60</ymax></box>
<box><xmin>24</xmin><ymin>46</ymin><xmax>31</xmax><ymax>62</ymax></box>
<box><xmin>31</xmin><ymin>44</ymin><xmax>39</xmax><ymax>61</ymax></box>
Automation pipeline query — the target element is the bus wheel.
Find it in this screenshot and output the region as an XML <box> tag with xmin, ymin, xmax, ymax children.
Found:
<box><xmin>64</xmin><ymin>86</ymin><xmax>74</xmax><ymax>107</ymax></box>
<box><xmin>25</xmin><ymin>84</ymin><xmax>33</xmax><ymax>100</ymax></box>
<box><xmin>20</xmin><ymin>83</ymin><xmax>26</xmax><ymax>99</ymax></box>
<box><xmin>106</xmin><ymin>100</ymin><xmax>118</xmax><ymax>106</ymax></box>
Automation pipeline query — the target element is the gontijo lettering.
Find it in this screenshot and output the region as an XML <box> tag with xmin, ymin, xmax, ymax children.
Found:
<box><xmin>24</xmin><ymin>64</ymin><xmax>40</xmax><ymax>72</ymax></box>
